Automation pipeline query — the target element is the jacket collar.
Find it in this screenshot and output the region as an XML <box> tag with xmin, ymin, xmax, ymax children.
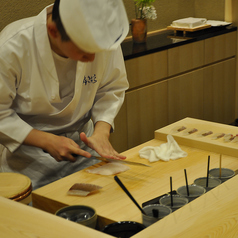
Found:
<box><xmin>33</xmin><ymin>5</ymin><xmax>58</xmax><ymax>83</ymax></box>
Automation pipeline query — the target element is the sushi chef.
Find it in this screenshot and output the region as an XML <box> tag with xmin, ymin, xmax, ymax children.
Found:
<box><xmin>0</xmin><ymin>0</ymin><xmax>129</xmax><ymax>189</ymax></box>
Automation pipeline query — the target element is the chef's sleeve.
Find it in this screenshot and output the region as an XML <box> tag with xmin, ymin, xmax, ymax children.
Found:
<box><xmin>91</xmin><ymin>46</ymin><xmax>129</xmax><ymax>131</ymax></box>
<box><xmin>0</xmin><ymin>58</ymin><xmax>33</xmax><ymax>152</ymax></box>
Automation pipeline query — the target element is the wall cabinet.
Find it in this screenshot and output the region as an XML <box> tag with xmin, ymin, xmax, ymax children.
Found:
<box><xmin>203</xmin><ymin>58</ymin><xmax>236</xmax><ymax>124</ymax></box>
<box><xmin>126</xmin><ymin>81</ymin><xmax>168</xmax><ymax>148</ymax></box>
<box><xmin>204</xmin><ymin>32</ymin><xmax>237</xmax><ymax>64</ymax></box>
<box><xmin>168</xmin><ymin>41</ymin><xmax>204</xmax><ymax>76</ymax></box>
<box><xmin>168</xmin><ymin>68</ymin><xmax>204</xmax><ymax>123</ymax></box>
<box><xmin>125</xmin><ymin>50</ymin><xmax>168</xmax><ymax>89</ymax></box>
<box><xmin>110</xmin><ymin>31</ymin><xmax>237</xmax><ymax>152</ymax></box>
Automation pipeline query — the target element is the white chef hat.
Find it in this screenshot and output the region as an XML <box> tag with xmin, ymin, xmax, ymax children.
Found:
<box><xmin>59</xmin><ymin>0</ymin><xmax>129</xmax><ymax>53</ymax></box>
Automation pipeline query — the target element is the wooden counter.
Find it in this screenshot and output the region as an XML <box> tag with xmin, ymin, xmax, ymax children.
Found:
<box><xmin>133</xmin><ymin>174</ymin><xmax>238</xmax><ymax>238</ymax></box>
<box><xmin>32</xmin><ymin>118</ymin><xmax>238</xmax><ymax>236</ymax></box>
<box><xmin>0</xmin><ymin>196</ymin><xmax>113</xmax><ymax>238</ymax></box>
<box><xmin>155</xmin><ymin>117</ymin><xmax>238</xmax><ymax>157</ymax></box>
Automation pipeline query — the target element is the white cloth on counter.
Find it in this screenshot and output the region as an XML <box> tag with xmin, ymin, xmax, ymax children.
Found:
<box><xmin>139</xmin><ymin>135</ymin><xmax>187</xmax><ymax>162</ymax></box>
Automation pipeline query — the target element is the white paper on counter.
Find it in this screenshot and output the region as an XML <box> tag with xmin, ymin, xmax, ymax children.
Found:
<box><xmin>206</xmin><ymin>20</ymin><xmax>231</xmax><ymax>27</ymax></box>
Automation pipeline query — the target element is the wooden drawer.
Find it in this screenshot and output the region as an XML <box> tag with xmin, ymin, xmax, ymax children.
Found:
<box><xmin>125</xmin><ymin>50</ymin><xmax>168</xmax><ymax>89</ymax></box>
<box><xmin>168</xmin><ymin>41</ymin><xmax>204</xmax><ymax>76</ymax></box>
<box><xmin>204</xmin><ymin>31</ymin><xmax>237</xmax><ymax>64</ymax></box>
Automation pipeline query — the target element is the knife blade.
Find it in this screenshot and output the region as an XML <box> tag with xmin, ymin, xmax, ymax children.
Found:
<box><xmin>97</xmin><ymin>157</ymin><xmax>151</xmax><ymax>167</ymax></box>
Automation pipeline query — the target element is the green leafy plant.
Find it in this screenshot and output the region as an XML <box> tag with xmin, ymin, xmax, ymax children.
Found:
<box><xmin>134</xmin><ymin>0</ymin><xmax>157</xmax><ymax>20</ymax></box>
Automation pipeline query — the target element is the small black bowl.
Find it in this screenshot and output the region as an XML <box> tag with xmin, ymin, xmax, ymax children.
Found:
<box><xmin>102</xmin><ymin>221</ymin><xmax>145</xmax><ymax>238</ymax></box>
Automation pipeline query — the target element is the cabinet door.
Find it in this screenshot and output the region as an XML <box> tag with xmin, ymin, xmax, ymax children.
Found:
<box><xmin>109</xmin><ymin>99</ymin><xmax>128</xmax><ymax>153</ymax></box>
<box><xmin>203</xmin><ymin>58</ymin><xmax>236</xmax><ymax>124</ymax></box>
<box><xmin>168</xmin><ymin>41</ymin><xmax>204</xmax><ymax>76</ymax></box>
<box><xmin>125</xmin><ymin>50</ymin><xmax>168</xmax><ymax>89</ymax></box>
<box><xmin>168</xmin><ymin>68</ymin><xmax>204</xmax><ymax>124</ymax></box>
<box><xmin>126</xmin><ymin>81</ymin><xmax>168</xmax><ymax>149</ymax></box>
<box><xmin>204</xmin><ymin>31</ymin><xmax>237</xmax><ymax>65</ymax></box>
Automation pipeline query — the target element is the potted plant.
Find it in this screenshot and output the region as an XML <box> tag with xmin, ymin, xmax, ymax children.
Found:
<box><xmin>131</xmin><ymin>0</ymin><xmax>157</xmax><ymax>43</ymax></box>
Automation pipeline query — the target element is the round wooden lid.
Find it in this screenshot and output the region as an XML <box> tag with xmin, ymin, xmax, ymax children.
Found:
<box><xmin>0</xmin><ymin>173</ymin><xmax>32</xmax><ymax>199</ymax></box>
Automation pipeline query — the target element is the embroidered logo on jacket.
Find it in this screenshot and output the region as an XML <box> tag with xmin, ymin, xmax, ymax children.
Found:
<box><xmin>83</xmin><ymin>74</ymin><xmax>97</xmax><ymax>85</ymax></box>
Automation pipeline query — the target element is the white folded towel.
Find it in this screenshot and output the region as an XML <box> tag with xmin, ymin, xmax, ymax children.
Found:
<box><xmin>171</xmin><ymin>17</ymin><xmax>207</xmax><ymax>28</ymax></box>
<box><xmin>139</xmin><ymin>135</ymin><xmax>187</xmax><ymax>162</ymax></box>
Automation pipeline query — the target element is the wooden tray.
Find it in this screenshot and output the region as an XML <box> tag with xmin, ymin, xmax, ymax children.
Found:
<box><xmin>167</xmin><ymin>24</ymin><xmax>211</xmax><ymax>35</ymax></box>
<box><xmin>155</xmin><ymin>117</ymin><xmax>238</xmax><ymax>157</ymax></box>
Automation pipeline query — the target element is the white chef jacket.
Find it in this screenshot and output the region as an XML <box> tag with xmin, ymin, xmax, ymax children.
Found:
<box><xmin>0</xmin><ymin>5</ymin><xmax>129</xmax><ymax>189</ymax></box>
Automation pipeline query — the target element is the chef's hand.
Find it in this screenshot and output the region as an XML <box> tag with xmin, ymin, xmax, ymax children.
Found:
<box><xmin>43</xmin><ymin>135</ymin><xmax>93</xmax><ymax>162</ymax></box>
<box><xmin>23</xmin><ymin>129</ymin><xmax>92</xmax><ymax>162</ymax></box>
<box><xmin>80</xmin><ymin>121</ymin><xmax>126</xmax><ymax>160</ymax></box>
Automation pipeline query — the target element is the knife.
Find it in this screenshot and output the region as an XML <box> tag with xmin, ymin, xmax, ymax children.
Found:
<box><xmin>97</xmin><ymin>157</ymin><xmax>151</xmax><ymax>167</ymax></box>
<box><xmin>43</xmin><ymin>150</ymin><xmax>150</xmax><ymax>167</ymax></box>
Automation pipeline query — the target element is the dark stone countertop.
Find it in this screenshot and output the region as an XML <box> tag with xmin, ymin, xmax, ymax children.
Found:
<box><xmin>121</xmin><ymin>25</ymin><xmax>237</xmax><ymax>61</ymax></box>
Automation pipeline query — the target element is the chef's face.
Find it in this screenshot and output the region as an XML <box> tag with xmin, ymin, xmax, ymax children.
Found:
<box><xmin>47</xmin><ymin>18</ymin><xmax>95</xmax><ymax>62</ymax></box>
<box><xmin>57</xmin><ymin>40</ymin><xmax>95</xmax><ymax>62</ymax></box>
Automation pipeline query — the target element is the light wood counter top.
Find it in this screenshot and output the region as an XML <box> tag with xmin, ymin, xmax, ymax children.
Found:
<box><xmin>133</xmin><ymin>174</ymin><xmax>238</xmax><ymax>238</ymax></box>
<box><xmin>32</xmin><ymin>147</ymin><xmax>238</xmax><ymax>234</ymax></box>
<box><xmin>0</xmin><ymin>196</ymin><xmax>113</xmax><ymax>238</ymax></box>
<box><xmin>31</xmin><ymin>118</ymin><xmax>238</xmax><ymax>237</ymax></box>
